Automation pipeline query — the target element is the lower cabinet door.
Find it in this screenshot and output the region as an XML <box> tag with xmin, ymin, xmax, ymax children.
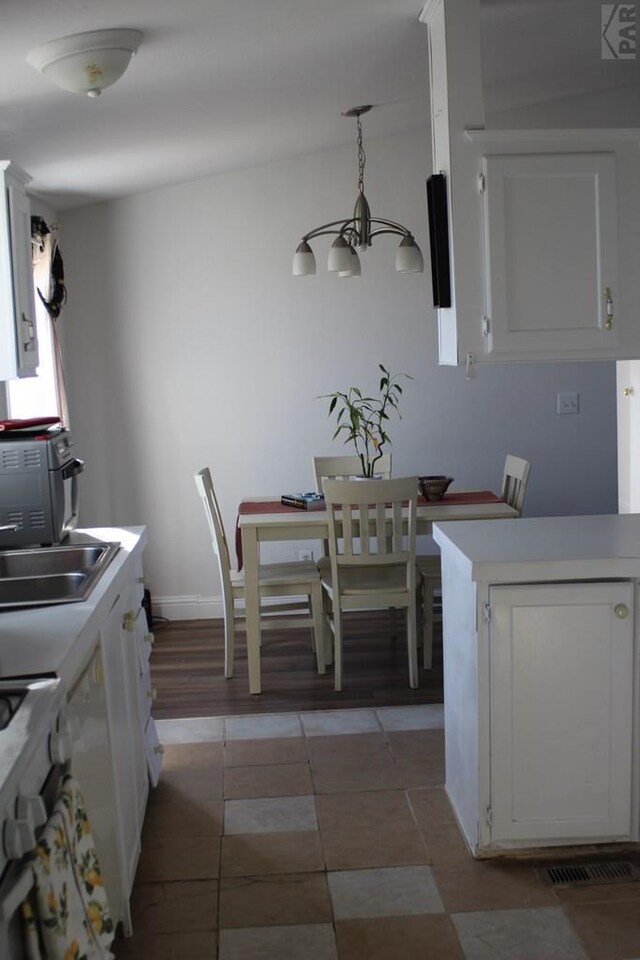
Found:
<box><xmin>489</xmin><ymin>581</ymin><xmax>634</xmax><ymax>845</ymax></box>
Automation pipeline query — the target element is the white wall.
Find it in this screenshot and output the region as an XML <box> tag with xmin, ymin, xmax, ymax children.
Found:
<box><xmin>59</xmin><ymin>128</ymin><xmax>617</xmax><ymax>617</ymax></box>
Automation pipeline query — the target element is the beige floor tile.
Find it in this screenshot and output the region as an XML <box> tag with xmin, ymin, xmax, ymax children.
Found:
<box><xmin>224</xmin><ymin>795</ymin><xmax>317</xmax><ymax>833</ymax></box>
<box><xmin>306</xmin><ymin>733</ymin><xmax>390</xmax><ymax>763</ymax></box>
<box><xmin>386</xmin><ymin>729</ymin><xmax>445</xmax><ymax>761</ymax></box>
<box><xmin>407</xmin><ymin>787</ymin><xmax>456</xmax><ymax>824</ymax></box>
<box><xmin>335</xmin><ymin>915</ymin><xmax>465</xmax><ymax>960</ymax></box>
<box><xmin>321</xmin><ymin>824</ymin><xmax>429</xmax><ymax>871</ymax></box>
<box><xmin>224</xmin><ymin>762</ymin><xmax>313</xmax><ymax>799</ymax></box>
<box><xmin>311</xmin><ymin>755</ymin><xmax>403</xmax><ymax>793</ymax></box>
<box><xmin>135</xmin><ymin>836</ymin><xmax>220</xmax><ymax>882</ymax></box>
<box><xmin>316</xmin><ymin>790</ymin><xmax>418</xmax><ymax>832</ymax></box>
<box><xmin>224</xmin><ymin>737</ymin><xmax>308</xmax><ymax>767</ymax></box>
<box><xmin>218</xmin><ymin>923</ymin><xmax>338</xmax><ymax>959</ymax></box>
<box><xmin>128</xmin><ymin>879</ymin><xmax>217</xmax><ymax>934</ymax></box>
<box><xmin>154</xmin><ymin>765</ymin><xmax>224</xmax><ymax>801</ymax></box>
<box><xmin>220</xmin><ymin>832</ymin><xmax>325</xmax><ymax>876</ymax></box>
<box><xmin>161</xmin><ymin>741</ymin><xmax>224</xmax><ymax>768</ymax></box>
<box><xmin>142</xmin><ymin>797</ymin><xmax>224</xmax><ymax>838</ymax></box>
<box><xmin>417</xmin><ymin>822</ymin><xmax>471</xmax><ymax>864</ymax></box>
<box><xmin>564</xmin><ymin>899</ymin><xmax>640</xmax><ymax>959</ymax></box>
<box><xmin>113</xmin><ymin>931</ymin><xmax>217</xmax><ymax>960</ymax></box>
<box><xmin>551</xmin><ymin>878</ymin><xmax>640</xmax><ymax>905</ymax></box>
<box><xmin>328</xmin><ymin>865</ymin><xmax>444</xmax><ymax>918</ymax></box>
<box><xmin>219</xmin><ymin>873</ymin><xmax>332</xmax><ymax>928</ymax></box>
<box><xmin>393</xmin><ymin>756</ymin><xmax>444</xmax><ymax>788</ymax></box>
<box><xmin>432</xmin><ymin>859</ymin><xmax>556</xmax><ymax>912</ymax></box>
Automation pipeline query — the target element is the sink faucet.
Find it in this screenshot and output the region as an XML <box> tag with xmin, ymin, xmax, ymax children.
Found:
<box><xmin>0</xmin><ymin>524</ymin><xmax>19</xmax><ymax>532</ymax></box>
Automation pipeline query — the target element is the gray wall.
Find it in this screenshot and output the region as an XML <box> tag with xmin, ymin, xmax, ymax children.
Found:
<box><xmin>58</xmin><ymin>128</ymin><xmax>617</xmax><ymax>614</ymax></box>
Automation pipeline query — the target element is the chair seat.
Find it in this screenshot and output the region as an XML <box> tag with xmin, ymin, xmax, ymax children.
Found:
<box><xmin>231</xmin><ymin>559</ymin><xmax>320</xmax><ymax>589</ymax></box>
<box><xmin>321</xmin><ymin>564</ymin><xmax>408</xmax><ymax>595</ymax></box>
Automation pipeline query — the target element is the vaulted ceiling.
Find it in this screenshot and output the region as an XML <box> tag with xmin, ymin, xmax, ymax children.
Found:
<box><xmin>1</xmin><ymin>0</ymin><xmax>637</xmax><ymax>210</ymax></box>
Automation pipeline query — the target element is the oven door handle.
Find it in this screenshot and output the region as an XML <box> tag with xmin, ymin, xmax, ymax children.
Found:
<box><xmin>61</xmin><ymin>458</ymin><xmax>85</xmax><ymax>480</ymax></box>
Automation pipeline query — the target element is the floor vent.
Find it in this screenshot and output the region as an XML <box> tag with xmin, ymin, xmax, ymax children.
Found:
<box><xmin>540</xmin><ymin>860</ymin><xmax>640</xmax><ymax>887</ymax></box>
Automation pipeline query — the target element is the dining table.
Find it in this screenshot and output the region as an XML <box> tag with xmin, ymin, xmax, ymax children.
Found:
<box><xmin>237</xmin><ymin>489</ymin><xmax>518</xmax><ymax>694</ymax></box>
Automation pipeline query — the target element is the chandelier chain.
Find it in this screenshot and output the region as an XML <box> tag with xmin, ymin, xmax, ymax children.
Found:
<box><xmin>357</xmin><ymin>116</ymin><xmax>366</xmax><ymax>194</ymax></box>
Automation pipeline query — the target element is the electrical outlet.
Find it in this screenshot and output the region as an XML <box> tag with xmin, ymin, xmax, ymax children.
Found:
<box><xmin>299</xmin><ymin>549</ymin><xmax>314</xmax><ymax>562</ymax></box>
<box><xmin>557</xmin><ymin>391</ymin><xmax>580</xmax><ymax>415</ymax></box>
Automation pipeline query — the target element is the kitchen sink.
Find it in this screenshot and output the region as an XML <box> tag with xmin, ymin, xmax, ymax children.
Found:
<box><xmin>0</xmin><ymin>542</ymin><xmax>120</xmax><ymax>608</ymax></box>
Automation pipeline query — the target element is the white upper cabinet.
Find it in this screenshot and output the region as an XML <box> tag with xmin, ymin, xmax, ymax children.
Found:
<box><xmin>420</xmin><ymin>0</ymin><xmax>640</xmax><ymax>365</ymax></box>
<box><xmin>0</xmin><ymin>161</ymin><xmax>38</xmax><ymax>380</ymax></box>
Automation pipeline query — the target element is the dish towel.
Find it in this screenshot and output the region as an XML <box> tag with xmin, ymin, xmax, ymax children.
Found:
<box><xmin>21</xmin><ymin>774</ymin><xmax>115</xmax><ymax>960</ymax></box>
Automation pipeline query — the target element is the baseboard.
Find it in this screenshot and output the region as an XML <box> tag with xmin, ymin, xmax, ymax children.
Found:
<box><xmin>151</xmin><ymin>594</ymin><xmax>310</xmax><ymax>621</ymax></box>
<box><xmin>153</xmin><ymin>595</ymin><xmax>224</xmax><ymax>620</ymax></box>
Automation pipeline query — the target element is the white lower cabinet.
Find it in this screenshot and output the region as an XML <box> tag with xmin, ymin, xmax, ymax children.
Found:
<box><xmin>99</xmin><ymin>560</ymin><xmax>158</xmax><ymax>934</ymax></box>
<box><xmin>489</xmin><ymin>582</ymin><xmax>634</xmax><ymax>847</ymax></box>
<box><xmin>433</xmin><ymin>514</ymin><xmax>640</xmax><ymax>859</ymax></box>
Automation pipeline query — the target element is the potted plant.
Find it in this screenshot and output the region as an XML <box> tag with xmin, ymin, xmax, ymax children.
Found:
<box><xmin>319</xmin><ymin>364</ymin><xmax>412</xmax><ymax>477</ymax></box>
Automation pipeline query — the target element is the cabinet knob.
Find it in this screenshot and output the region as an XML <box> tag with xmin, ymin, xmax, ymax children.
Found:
<box><xmin>623</xmin><ymin>387</ymin><xmax>635</xmax><ymax>397</ymax></box>
<box><xmin>144</xmin><ymin>632</ymin><xmax>155</xmax><ymax>645</ymax></box>
<box><xmin>147</xmin><ymin>687</ymin><xmax>157</xmax><ymax>701</ymax></box>
<box><xmin>153</xmin><ymin>744</ymin><xmax>165</xmax><ymax>755</ymax></box>
<box><xmin>123</xmin><ymin>610</ymin><xmax>136</xmax><ymax>632</ymax></box>
<box><xmin>614</xmin><ymin>603</ymin><xmax>629</xmax><ymax>620</ymax></box>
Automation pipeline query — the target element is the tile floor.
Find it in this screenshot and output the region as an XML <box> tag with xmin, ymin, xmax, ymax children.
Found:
<box><xmin>112</xmin><ymin>705</ymin><xmax>640</xmax><ymax>960</ymax></box>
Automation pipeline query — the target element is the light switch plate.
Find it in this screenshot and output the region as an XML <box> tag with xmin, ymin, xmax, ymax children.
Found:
<box><xmin>557</xmin><ymin>391</ymin><xmax>580</xmax><ymax>415</ymax></box>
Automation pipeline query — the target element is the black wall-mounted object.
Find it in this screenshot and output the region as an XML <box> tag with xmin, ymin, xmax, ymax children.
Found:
<box><xmin>426</xmin><ymin>173</ymin><xmax>452</xmax><ymax>308</ymax></box>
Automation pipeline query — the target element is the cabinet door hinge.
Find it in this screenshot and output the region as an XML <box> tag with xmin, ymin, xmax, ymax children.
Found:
<box><xmin>486</xmin><ymin>804</ymin><xmax>493</xmax><ymax>827</ymax></box>
<box><xmin>481</xmin><ymin>315</ymin><xmax>490</xmax><ymax>337</ymax></box>
<box><xmin>477</xmin><ymin>172</ymin><xmax>486</xmax><ymax>194</ymax></box>
<box><xmin>482</xmin><ymin>602</ymin><xmax>491</xmax><ymax>623</ymax></box>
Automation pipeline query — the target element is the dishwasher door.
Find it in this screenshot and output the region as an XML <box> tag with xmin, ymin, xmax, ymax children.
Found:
<box><xmin>67</xmin><ymin>644</ymin><xmax>123</xmax><ymax>929</ymax></box>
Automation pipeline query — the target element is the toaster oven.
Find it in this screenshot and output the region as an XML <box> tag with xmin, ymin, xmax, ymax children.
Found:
<box><xmin>0</xmin><ymin>428</ymin><xmax>84</xmax><ymax>548</ymax></box>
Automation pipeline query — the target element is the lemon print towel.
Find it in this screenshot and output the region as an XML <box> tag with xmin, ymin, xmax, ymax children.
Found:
<box><xmin>21</xmin><ymin>774</ymin><xmax>114</xmax><ymax>960</ymax></box>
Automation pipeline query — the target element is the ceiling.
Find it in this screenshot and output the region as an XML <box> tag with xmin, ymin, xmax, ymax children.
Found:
<box><xmin>1</xmin><ymin>0</ymin><xmax>638</xmax><ymax>211</ymax></box>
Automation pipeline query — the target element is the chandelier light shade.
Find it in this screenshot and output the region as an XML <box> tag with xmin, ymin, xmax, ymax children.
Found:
<box><xmin>27</xmin><ymin>28</ymin><xmax>143</xmax><ymax>97</ymax></box>
<box><xmin>293</xmin><ymin>105</ymin><xmax>424</xmax><ymax>278</ymax></box>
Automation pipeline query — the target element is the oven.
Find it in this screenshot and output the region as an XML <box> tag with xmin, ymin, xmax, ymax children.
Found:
<box><xmin>0</xmin><ymin>427</ymin><xmax>84</xmax><ymax>548</ymax></box>
<box><xmin>0</xmin><ymin>677</ymin><xmax>69</xmax><ymax>959</ymax></box>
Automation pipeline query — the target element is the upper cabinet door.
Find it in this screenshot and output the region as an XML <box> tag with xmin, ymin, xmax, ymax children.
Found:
<box><xmin>0</xmin><ymin>161</ymin><xmax>38</xmax><ymax>380</ymax></box>
<box><xmin>482</xmin><ymin>152</ymin><xmax>619</xmax><ymax>357</ymax></box>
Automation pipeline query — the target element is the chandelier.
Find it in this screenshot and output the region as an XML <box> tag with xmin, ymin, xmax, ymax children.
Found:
<box><xmin>292</xmin><ymin>105</ymin><xmax>424</xmax><ymax>278</ymax></box>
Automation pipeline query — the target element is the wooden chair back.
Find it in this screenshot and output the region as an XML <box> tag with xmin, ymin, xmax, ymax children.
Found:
<box><xmin>312</xmin><ymin>453</ymin><xmax>392</xmax><ymax>492</ymax></box>
<box><xmin>501</xmin><ymin>455</ymin><xmax>531</xmax><ymax>514</ymax></box>
<box><xmin>194</xmin><ymin>467</ymin><xmax>234</xmax><ymax>599</ymax></box>
<box><xmin>322</xmin><ymin>476</ymin><xmax>417</xmax><ymax>581</ymax></box>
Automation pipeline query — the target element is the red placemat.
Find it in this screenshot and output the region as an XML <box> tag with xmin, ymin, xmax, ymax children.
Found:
<box><xmin>234</xmin><ymin>492</ymin><xmax>503</xmax><ymax>569</ymax></box>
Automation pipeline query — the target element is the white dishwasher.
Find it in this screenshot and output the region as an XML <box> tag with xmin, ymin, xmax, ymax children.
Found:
<box><xmin>66</xmin><ymin>643</ymin><xmax>123</xmax><ymax>930</ymax></box>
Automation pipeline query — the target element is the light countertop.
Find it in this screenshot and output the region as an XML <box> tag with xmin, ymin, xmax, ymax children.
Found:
<box><xmin>0</xmin><ymin>527</ymin><xmax>146</xmax><ymax>687</ymax></box>
<box><xmin>433</xmin><ymin>513</ymin><xmax>640</xmax><ymax>583</ymax></box>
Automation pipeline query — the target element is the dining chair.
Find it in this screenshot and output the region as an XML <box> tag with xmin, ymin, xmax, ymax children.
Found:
<box><xmin>501</xmin><ymin>454</ymin><xmax>532</xmax><ymax>514</ymax></box>
<box><xmin>416</xmin><ymin>453</ymin><xmax>532</xmax><ymax>669</ymax></box>
<box><xmin>320</xmin><ymin>476</ymin><xmax>419</xmax><ymax>691</ymax></box>
<box><xmin>312</xmin><ymin>453</ymin><xmax>392</xmax><ymax>491</ymax></box>
<box><xmin>194</xmin><ymin>467</ymin><xmax>325</xmax><ymax>679</ymax></box>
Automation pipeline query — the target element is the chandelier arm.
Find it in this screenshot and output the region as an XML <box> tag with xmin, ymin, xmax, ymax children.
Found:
<box><xmin>367</xmin><ymin>217</ymin><xmax>414</xmax><ymax>237</ymax></box>
<box><xmin>302</xmin><ymin>218</ymin><xmax>359</xmax><ymax>242</ymax></box>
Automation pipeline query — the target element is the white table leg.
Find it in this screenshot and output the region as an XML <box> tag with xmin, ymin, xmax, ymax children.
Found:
<box><xmin>242</xmin><ymin>526</ymin><xmax>262</xmax><ymax>694</ymax></box>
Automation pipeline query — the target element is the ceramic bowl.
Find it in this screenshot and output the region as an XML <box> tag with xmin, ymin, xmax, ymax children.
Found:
<box><xmin>418</xmin><ymin>475</ymin><xmax>454</xmax><ymax>501</ymax></box>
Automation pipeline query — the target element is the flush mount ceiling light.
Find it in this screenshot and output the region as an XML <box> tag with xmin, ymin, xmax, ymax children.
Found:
<box><xmin>293</xmin><ymin>105</ymin><xmax>424</xmax><ymax>278</ymax></box>
<box><xmin>27</xmin><ymin>28</ymin><xmax>143</xmax><ymax>97</ymax></box>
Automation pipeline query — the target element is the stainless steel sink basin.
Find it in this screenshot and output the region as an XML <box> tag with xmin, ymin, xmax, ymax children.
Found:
<box><xmin>0</xmin><ymin>542</ymin><xmax>120</xmax><ymax>608</ymax></box>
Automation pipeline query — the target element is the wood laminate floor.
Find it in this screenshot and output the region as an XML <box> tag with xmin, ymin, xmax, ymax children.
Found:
<box><xmin>149</xmin><ymin>612</ymin><xmax>444</xmax><ymax>719</ymax></box>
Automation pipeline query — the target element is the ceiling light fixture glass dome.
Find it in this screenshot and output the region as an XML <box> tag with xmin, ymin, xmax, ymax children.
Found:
<box><xmin>27</xmin><ymin>28</ymin><xmax>143</xmax><ymax>97</ymax></box>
